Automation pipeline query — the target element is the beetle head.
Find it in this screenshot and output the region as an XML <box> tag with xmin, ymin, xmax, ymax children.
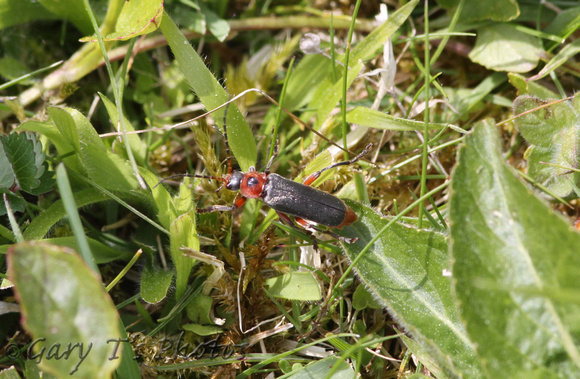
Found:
<box><xmin>226</xmin><ymin>170</ymin><xmax>244</xmax><ymax>191</ymax></box>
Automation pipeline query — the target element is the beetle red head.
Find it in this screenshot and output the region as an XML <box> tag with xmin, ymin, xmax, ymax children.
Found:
<box><xmin>239</xmin><ymin>172</ymin><xmax>267</xmax><ymax>199</ymax></box>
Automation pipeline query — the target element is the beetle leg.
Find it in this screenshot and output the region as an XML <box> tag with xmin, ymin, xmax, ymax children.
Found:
<box><xmin>293</xmin><ymin>216</ymin><xmax>358</xmax><ymax>244</ymax></box>
<box><xmin>302</xmin><ymin>143</ymin><xmax>373</xmax><ymax>186</ymax></box>
<box><xmin>293</xmin><ymin>217</ymin><xmax>321</xmax><ymax>252</ymax></box>
<box><xmin>197</xmin><ymin>194</ymin><xmax>247</xmax><ymax>213</ymax></box>
<box><xmin>309</xmin><ymin>225</ymin><xmax>358</xmax><ymax>244</ymax></box>
<box><xmin>276</xmin><ymin>212</ymin><xmax>320</xmax><ymax>252</ymax></box>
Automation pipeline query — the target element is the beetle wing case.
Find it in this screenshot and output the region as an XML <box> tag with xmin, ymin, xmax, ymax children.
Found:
<box><xmin>262</xmin><ymin>173</ymin><xmax>354</xmax><ymax>227</ymax></box>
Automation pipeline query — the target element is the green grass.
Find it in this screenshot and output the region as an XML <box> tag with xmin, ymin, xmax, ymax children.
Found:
<box><xmin>1</xmin><ymin>0</ymin><xmax>580</xmax><ymax>378</ymax></box>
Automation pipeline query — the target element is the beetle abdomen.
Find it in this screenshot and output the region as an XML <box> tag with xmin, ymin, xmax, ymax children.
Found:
<box><xmin>262</xmin><ymin>173</ymin><xmax>352</xmax><ymax>227</ymax></box>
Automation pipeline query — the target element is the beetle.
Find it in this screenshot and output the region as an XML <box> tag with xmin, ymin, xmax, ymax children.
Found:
<box><xmin>163</xmin><ymin>103</ymin><xmax>372</xmax><ymax>248</ymax></box>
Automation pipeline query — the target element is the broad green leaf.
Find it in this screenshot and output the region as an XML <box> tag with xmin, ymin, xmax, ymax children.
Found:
<box><xmin>22</xmin><ymin>188</ymin><xmax>104</xmax><ymax>240</ymax></box>
<box><xmin>198</xmin><ymin>2</ymin><xmax>229</xmax><ymax>42</ymax></box>
<box><xmin>283</xmin><ymin>356</ymin><xmax>355</xmax><ymax>379</ymax></box>
<box><xmin>37</xmin><ymin>0</ymin><xmax>94</xmax><ymax>34</ymax></box>
<box><xmin>140</xmin><ymin>169</ymin><xmax>177</xmax><ymax>231</ymax></box>
<box><xmin>346</xmin><ymin>107</ymin><xmax>458</xmax><ymax>131</ymax></box>
<box><xmin>185</xmin><ymin>293</ymin><xmax>215</xmax><ymax>325</ymax></box>
<box><xmin>17</xmin><ymin>120</ymin><xmax>82</xmax><ymax>173</ymax></box>
<box><xmin>352</xmin><ymin>284</ymin><xmax>382</xmax><ymax>310</ymax></box>
<box><xmin>306</xmin><ymin>1</ymin><xmax>417</xmax><ymax>131</ymax></box>
<box><xmin>0</xmin><ymin>0</ymin><xmax>58</xmax><ymax>30</ymax></box>
<box><xmin>513</xmin><ymin>94</ymin><xmax>580</xmax><ymax>197</ymax></box>
<box><xmin>8</xmin><ymin>243</ymin><xmax>121</xmax><ymax>378</ymax></box>
<box><xmin>0</xmin><ymin>366</ymin><xmax>21</xmax><ymax>379</ymax></box>
<box><xmin>98</xmin><ymin>0</ymin><xmax>163</xmax><ymax>41</ymax></box>
<box><xmin>508</xmin><ymin>73</ymin><xmax>559</xmax><ymax>99</ymax></box>
<box><xmin>277</xmin><ymin>54</ymin><xmax>333</xmax><ymax>115</ymax></box>
<box><xmin>0</xmin><ymin>56</ymin><xmax>34</xmax><ymax>84</ymax></box>
<box><xmin>310</xmin><ymin>61</ymin><xmax>363</xmax><ymax>130</ymax></box>
<box><xmin>469</xmin><ymin>23</ymin><xmax>542</xmax><ymax>72</ymax></box>
<box><xmin>182</xmin><ymin>323</ymin><xmax>223</xmax><ymax>336</ymax></box>
<box><xmin>444</xmin><ymin>72</ymin><xmax>507</xmax><ymax>121</ymax></box>
<box><xmin>400</xmin><ymin>335</ymin><xmax>445</xmax><ymax>379</ymax></box>
<box><xmin>159</xmin><ymin>12</ymin><xmax>256</xmax><ymax>171</ymax></box>
<box><xmin>350</xmin><ymin>0</ymin><xmax>418</xmax><ymax>63</ymax></box>
<box><xmin>335</xmin><ymin>201</ymin><xmax>482</xmax><ymax>378</ymax></box>
<box><xmin>113</xmin><ymin>323</ymin><xmax>141</xmax><ymax>378</ymax></box>
<box><xmin>0</xmin><ymin>237</ymin><xmax>130</xmax><ymax>264</ymax></box>
<box><xmin>173</xmin><ymin>177</ymin><xmax>195</xmax><ymax>216</ymax></box>
<box><xmin>543</xmin><ymin>6</ymin><xmax>580</xmax><ymax>42</ymax></box>
<box><xmin>438</xmin><ymin>0</ymin><xmax>519</xmax><ymax>22</ymax></box>
<box><xmin>264</xmin><ymin>271</ymin><xmax>322</xmax><ymax>301</ymax></box>
<box><xmin>263</xmin><ymin>1</ymin><xmax>417</xmax><ymax>135</ymax></box>
<box><xmin>141</xmin><ymin>254</ymin><xmax>174</xmax><ymax>304</ymax></box>
<box><xmin>98</xmin><ymin>94</ymin><xmax>147</xmax><ymax>164</ymax></box>
<box><xmin>170</xmin><ymin>211</ymin><xmax>199</xmax><ymax>300</ymax></box>
<box><xmin>295</xmin><ymin>149</ymin><xmax>333</xmax><ymax>186</ymax></box>
<box><xmin>449</xmin><ymin>120</ymin><xmax>580</xmax><ymax>377</ymax></box>
<box><xmin>529</xmin><ymin>39</ymin><xmax>580</xmax><ymax>81</ymax></box>
<box><xmin>48</xmin><ymin>107</ymin><xmax>138</xmax><ymax>192</ymax></box>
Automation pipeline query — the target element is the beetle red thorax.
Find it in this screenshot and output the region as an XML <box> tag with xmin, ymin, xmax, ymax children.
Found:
<box><xmin>239</xmin><ymin>168</ymin><xmax>267</xmax><ymax>199</ymax></box>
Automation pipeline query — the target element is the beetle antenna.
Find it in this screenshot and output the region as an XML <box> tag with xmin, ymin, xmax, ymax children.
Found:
<box><xmin>316</xmin><ymin>143</ymin><xmax>374</xmax><ymax>176</ymax></box>
<box><xmin>222</xmin><ymin>96</ymin><xmax>233</xmax><ymax>175</ymax></box>
<box><xmin>155</xmin><ymin>174</ymin><xmax>226</xmax><ymax>188</ymax></box>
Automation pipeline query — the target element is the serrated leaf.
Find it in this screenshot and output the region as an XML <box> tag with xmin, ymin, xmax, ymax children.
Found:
<box><xmin>513</xmin><ymin>94</ymin><xmax>580</xmax><ymax>197</ymax></box>
<box><xmin>0</xmin><ymin>138</ymin><xmax>18</xmax><ymax>191</ymax></box>
<box><xmin>7</xmin><ymin>243</ymin><xmax>121</xmax><ymax>378</ymax></box>
<box><xmin>0</xmin><ymin>192</ymin><xmax>26</xmax><ymax>216</ymax></box>
<box><xmin>334</xmin><ymin>200</ymin><xmax>482</xmax><ymax>378</ymax></box>
<box><xmin>0</xmin><ymin>132</ymin><xmax>46</xmax><ymax>193</ymax></box>
<box><xmin>469</xmin><ymin>23</ymin><xmax>542</xmax><ymax>72</ymax></box>
<box><xmin>264</xmin><ymin>271</ymin><xmax>322</xmax><ymax>301</ymax></box>
<box><xmin>449</xmin><ymin>120</ymin><xmax>580</xmax><ymax>377</ymax></box>
<box><xmin>17</xmin><ymin>120</ymin><xmax>80</xmax><ymax>171</ymax></box>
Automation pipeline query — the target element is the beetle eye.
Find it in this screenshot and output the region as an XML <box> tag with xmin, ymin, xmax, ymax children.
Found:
<box><xmin>246</xmin><ymin>176</ymin><xmax>259</xmax><ymax>188</ymax></box>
